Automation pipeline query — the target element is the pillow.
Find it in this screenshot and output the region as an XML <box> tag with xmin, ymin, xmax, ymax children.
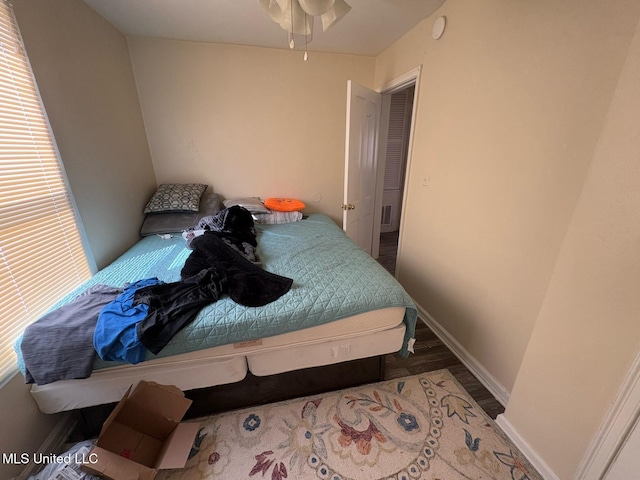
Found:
<box><xmin>264</xmin><ymin>197</ymin><xmax>305</xmax><ymax>212</ymax></box>
<box><xmin>253</xmin><ymin>211</ymin><xmax>303</xmax><ymax>224</ymax></box>
<box><xmin>140</xmin><ymin>192</ymin><xmax>223</xmax><ymax>236</ymax></box>
<box><xmin>143</xmin><ymin>183</ymin><xmax>208</xmax><ymax>213</ymax></box>
<box><xmin>223</xmin><ymin>197</ymin><xmax>271</xmax><ymax>214</ymax></box>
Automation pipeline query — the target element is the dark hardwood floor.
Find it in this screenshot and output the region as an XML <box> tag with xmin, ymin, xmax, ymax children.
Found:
<box><xmin>378</xmin><ymin>231</ymin><xmax>505</xmax><ymax>419</ymax></box>
<box><xmin>377</xmin><ymin>230</ymin><xmax>399</xmax><ymax>274</ymax></box>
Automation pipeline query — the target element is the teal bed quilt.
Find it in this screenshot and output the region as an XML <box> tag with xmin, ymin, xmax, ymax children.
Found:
<box><xmin>16</xmin><ymin>214</ymin><xmax>417</xmax><ymax>373</ymax></box>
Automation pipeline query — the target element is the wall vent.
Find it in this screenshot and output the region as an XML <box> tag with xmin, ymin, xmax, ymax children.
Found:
<box><xmin>381</xmin><ymin>204</ymin><xmax>392</xmax><ymax>226</ymax></box>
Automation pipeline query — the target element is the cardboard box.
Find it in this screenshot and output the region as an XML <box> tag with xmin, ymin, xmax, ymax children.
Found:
<box><xmin>81</xmin><ymin>381</ymin><xmax>200</xmax><ymax>480</ymax></box>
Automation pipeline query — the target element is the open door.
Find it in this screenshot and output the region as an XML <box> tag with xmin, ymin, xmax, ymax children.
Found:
<box><xmin>342</xmin><ymin>81</ymin><xmax>382</xmax><ymax>255</ymax></box>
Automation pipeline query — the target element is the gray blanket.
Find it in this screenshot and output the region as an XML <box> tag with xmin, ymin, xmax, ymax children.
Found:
<box><xmin>21</xmin><ymin>284</ymin><xmax>123</xmax><ymax>385</ymax></box>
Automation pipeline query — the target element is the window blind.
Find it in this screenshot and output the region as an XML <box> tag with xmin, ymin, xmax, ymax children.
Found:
<box><xmin>0</xmin><ymin>1</ymin><xmax>91</xmax><ymax>386</ymax></box>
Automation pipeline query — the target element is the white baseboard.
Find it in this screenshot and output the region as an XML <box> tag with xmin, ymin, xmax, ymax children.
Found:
<box><xmin>496</xmin><ymin>414</ymin><xmax>560</xmax><ymax>480</ymax></box>
<box><xmin>412</xmin><ymin>302</ymin><xmax>559</xmax><ymax>479</ymax></box>
<box><xmin>18</xmin><ymin>412</ymin><xmax>76</xmax><ymax>479</ymax></box>
<box><xmin>415</xmin><ymin>303</ymin><xmax>510</xmax><ymax>406</ymax></box>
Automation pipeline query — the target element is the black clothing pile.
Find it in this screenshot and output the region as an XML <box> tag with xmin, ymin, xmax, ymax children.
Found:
<box><xmin>181</xmin><ymin>232</ymin><xmax>293</xmax><ymax>307</ymax></box>
<box><xmin>191</xmin><ymin>205</ymin><xmax>262</xmax><ymax>265</ymax></box>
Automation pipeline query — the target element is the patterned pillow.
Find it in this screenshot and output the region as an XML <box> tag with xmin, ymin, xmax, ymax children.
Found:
<box><xmin>144</xmin><ymin>183</ymin><xmax>208</xmax><ymax>213</ymax></box>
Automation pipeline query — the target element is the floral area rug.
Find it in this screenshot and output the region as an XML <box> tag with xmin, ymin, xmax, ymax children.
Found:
<box><xmin>158</xmin><ymin>369</ymin><xmax>542</xmax><ymax>480</ymax></box>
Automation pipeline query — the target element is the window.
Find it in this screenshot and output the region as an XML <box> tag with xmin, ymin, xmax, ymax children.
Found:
<box><xmin>0</xmin><ymin>1</ymin><xmax>91</xmax><ymax>385</ymax></box>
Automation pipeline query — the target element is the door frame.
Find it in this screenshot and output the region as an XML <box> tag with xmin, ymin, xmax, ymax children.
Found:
<box><xmin>574</xmin><ymin>349</ymin><xmax>640</xmax><ymax>479</ymax></box>
<box><xmin>371</xmin><ymin>66</ymin><xmax>421</xmax><ymax>276</ymax></box>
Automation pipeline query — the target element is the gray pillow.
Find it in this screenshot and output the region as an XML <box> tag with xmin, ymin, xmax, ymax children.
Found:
<box><xmin>140</xmin><ymin>192</ymin><xmax>223</xmax><ymax>236</ymax></box>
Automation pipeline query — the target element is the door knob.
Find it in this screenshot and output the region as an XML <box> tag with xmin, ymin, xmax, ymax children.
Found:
<box><xmin>341</xmin><ymin>203</ymin><xmax>356</xmax><ymax>210</ymax></box>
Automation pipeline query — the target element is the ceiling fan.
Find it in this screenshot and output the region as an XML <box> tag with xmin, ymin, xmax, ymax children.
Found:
<box><xmin>257</xmin><ymin>0</ymin><xmax>447</xmax><ymax>60</ymax></box>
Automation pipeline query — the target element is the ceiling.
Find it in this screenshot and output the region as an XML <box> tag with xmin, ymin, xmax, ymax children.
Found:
<box><xmin>83</xmin><ymin>0</ymin><xmax>446</xmax><ymax>57</ymax></box>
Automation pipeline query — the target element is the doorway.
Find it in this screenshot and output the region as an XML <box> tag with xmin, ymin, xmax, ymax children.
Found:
<box><xmin>377</xmin><ymin>84</ymin><xmax>415</xmax><ymax>275</ymax></box>
<box><xmin>343</xmin><ymin>66</ymin><xmax>421</xmax><ymax>273</ymax></box>
<box><xmin>370</xmin><ymin>66</ymin><xmax>421</xmax><ymax>277</ymax></box>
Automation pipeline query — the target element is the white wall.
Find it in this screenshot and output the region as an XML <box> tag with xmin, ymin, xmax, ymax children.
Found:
<box><xmin>504</xmin><ymin>16</ymin><xmax>640</xmax><ymax>479</ymax></box>
<box><xmin>374</xmin><ymin>0</ymin><xmax>640</xmax><ymax>476</ymax></box>
<box><xmin>127</xmin><ymin>37</ymin><xmax>376</xmax><ymax>224</ymax></box>
<box><xmin>13</xmin><ymin>0</ymin><xmax>156</xmax><ymax>269</ymax></box>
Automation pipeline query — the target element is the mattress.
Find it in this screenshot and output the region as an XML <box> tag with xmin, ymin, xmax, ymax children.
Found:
<box><xmin>30</xmin><ymin>307</ymin><xmax>405</xmax><ymax>413</ymax></box>
<box><xmin>19</xmin><ymin>214</ymin><xmax>418</xmax><ymax>413</ymax></box>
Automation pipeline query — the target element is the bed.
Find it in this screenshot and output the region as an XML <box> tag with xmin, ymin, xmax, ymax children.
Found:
<box><xmin>16</xmin><ymin>212</ymin><xmax>417</xmax><ymax>416</ymax></box>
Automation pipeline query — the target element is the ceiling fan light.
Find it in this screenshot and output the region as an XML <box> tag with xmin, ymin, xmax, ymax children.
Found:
<box><xmin>298</xmin><ymin>0</ymin><xmax>335</xmax><ymax>16</ymax></box>
<box><xmin>320</xmin><ymin>0</ymin><xmax>351</xmax><ymax>32</ymax></box>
